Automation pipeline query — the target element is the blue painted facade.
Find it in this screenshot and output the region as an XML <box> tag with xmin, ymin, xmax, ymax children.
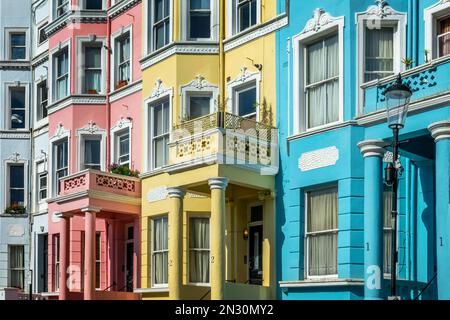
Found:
<box><xmin>276</xmin><ymin>0</ymin><xmax>450</xmax><ymax>300</ymax></box>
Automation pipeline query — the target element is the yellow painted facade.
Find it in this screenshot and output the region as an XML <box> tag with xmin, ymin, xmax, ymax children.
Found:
<box><xmin>139</xmin><ymin>0</ymin><xmax>285</xmax><ymax>300</ymax></box>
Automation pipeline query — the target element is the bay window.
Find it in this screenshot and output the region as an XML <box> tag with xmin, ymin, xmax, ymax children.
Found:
<box><xmin>84</xmin><ymin>46</ymin><xmax>102</xmax><ymax>94</ymax></box>
<box><xmin>153</xmin><ymin>0</ymin><xmax>171</xmax><ymax>51</ymax></box>
<box><xmin>54</xmin><ymin>48</ymin><xmax>69</xmax><ymax>101</ymax></box>
<box><xmin>150</xmin><ymin>98</ymin><xmax>170</xmax><ymax>169</ymax></box>
<box><xmin>305</xmin><ymin>34</ymin><xmax>339</xmax><ymax>129</ymax></box>
<box><xmin>438</xmin><ymin>16</ymin><xmax>450</xmax><ymax>57</ymax></box>
<box><xmin>188</xmin><ymin>0</ymin><xmax>211</xmax><ymax>39</ymax></box>
<box><xmin>115</xmin><ymin>32</ymin><xmax>131</xmax><ymax>88</ymax></box>
<box><xmin>237</xmin><ymin>0</ymin><xmax>257</xmax><ymax>33</ymax></box>
<box><xmin>364</xmin><ymin>27</ymin><xmax>394</xmax><ymax>82</ymax></box>
<box><xmin>9</xmin><ymin>246</ymin><xmax>25</xmax><ymax>290</ymax></box>
<box><xmin>9</xmin><ymin>164</ymin><xmax>25</xmax><ymax>207</ymax></box>
<box><xmin>152</xmin><ymin>216</ymin><xmax>168</xmax><ymax>286</ymax></box>
<box><xmin>53</xmin><ymin>139</ymin><xmax>68</xmax><ymax>195</ymax></box>
<box><xmin>189</xmin><ymin>217</ymin><xmax>210</xmax><ymax>284</ymax></box>
<box><xmin>306</xmin><ymin>186</ymin><xmax>338</xmax><ymax>277</ymax></box>
<box><xmin>115</xmin><ymin>130</ymin><xmax>130</xmax><ymax>167</ymax></box>
<box><xmin>9</xmin><ymin>87</ymin><xmax>26</xmax><ymax>129</ymax></box>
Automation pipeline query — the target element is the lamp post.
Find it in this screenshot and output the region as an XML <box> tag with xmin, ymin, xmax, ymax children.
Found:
<box><xmin>383</xmin><ymin>74</ymin><xmax>412</xmax><ymax>300</ymax></box>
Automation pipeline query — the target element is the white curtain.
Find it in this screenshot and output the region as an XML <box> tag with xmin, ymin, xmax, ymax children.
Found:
<box><xmin>307</xmin><ymin>187</ymin><xmax>338</xmax><ymax>276</ymax></box>
<box><xmin>307</xmin><ymin>35</ymin><xmax>339</xmax><ymax>128</ymax></box>
<box><xmin>383</xmin><ymin>187</ymin><xmax>393</xmax><ymax>274</ymax></box>
<box><xmin>10</xmin><ymin>246</ymin><xmax>24</xmax><ymax>289</ymax></box>
<box><xmin>189</xmin><ymin>218</ymin><xmax>210</xmax><ymax>283</ymax></box>
<box><xmin>153</xmin><ymin>217</ymin><xmax>168</xmax><ymax>285</ymax></box>
<box><xmin>85</xmin><ymin>47</ymin><xmax>102</xmax><ymax>92</ymax></box>
<box><xmin>365</xmin><ymin>27</ymin><xmax>394</xmax><ymax>82</ymax></box>
<box><xmin>119</xmin><ymin>36</ymin><xmax>130</xmax><ymax>82</ymax></box>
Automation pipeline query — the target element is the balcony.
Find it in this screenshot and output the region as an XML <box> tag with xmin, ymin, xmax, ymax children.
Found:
<box><xmin>361</xmin><ymin>55</ymin><xmax>450</xmax><ymax>117</ymax></box>
<box><xmin>168</xmin><ymin>112</ymin><xmax>278</xmax><ymax>175</ymax></box>
<box><xmin>50</xmin><ymin>169</ymin><xmax>141</xmax><ymax>215</ymax></box>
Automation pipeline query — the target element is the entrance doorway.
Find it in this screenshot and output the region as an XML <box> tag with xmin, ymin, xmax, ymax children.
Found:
<box><xmin>248</xmin><ymin>205</ymin><xmax>263</xmax><ymax>285</ymax></box>
<box><xmin>38</xmin><ymin>234</ymin><xmax>48</xmax><ymax>292</ymax></box>
<box><xmin>124</xmin><ymin>225</ymin><xmax>134</xmax><ymax>292</ymax></box>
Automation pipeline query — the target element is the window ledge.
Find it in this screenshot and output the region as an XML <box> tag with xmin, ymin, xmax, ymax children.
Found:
<box><xmin>287</xmin><ymin>121</ymin><xmax>357</xmax><ymax>142</ymax></box>
<box><xmin>108</xmin><ymin>0</ymin><xmax>141</xmax><ymax>19</ymax></box>
<box><xmin>134</xmin><ymin>287</ymin><xmax>169</xmax><ymax>293</ymax></box>
<box><xmin>279</xmin><ymin>278</ymin><xmax>364</xmax><ymax>288</ymax></box>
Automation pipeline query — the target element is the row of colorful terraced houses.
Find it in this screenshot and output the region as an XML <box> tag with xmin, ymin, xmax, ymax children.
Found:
<box><xmin>0</xmin><ymin>0</ymin><xmax>449</xmax><ymax>301</ymax></box>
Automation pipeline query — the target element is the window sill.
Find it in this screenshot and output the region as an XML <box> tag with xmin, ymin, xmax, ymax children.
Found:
<box><xmin>187</xmin><ymin>283</ymin><xmax>211</xmax><ymax>287</ymax></box>
<box><xmin>279</xmin><ymin>278</ymin><xmax>364</xmax><ymax>288</ymax></box>
<box><xmin>134</xmin><ymin>287</ymin><xmax>169</xmax><ymax>293</ymax></box>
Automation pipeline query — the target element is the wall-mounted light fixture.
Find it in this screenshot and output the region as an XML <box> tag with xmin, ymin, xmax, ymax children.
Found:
<box><xmin>246</xmin><ymin>57</ymin><xmax>263</xmax><ymax>71</ymax></box>
<box><xmin>243</xmin><ymin>228</ymin><xmax>249</xmax><ymax>240</ymax></box>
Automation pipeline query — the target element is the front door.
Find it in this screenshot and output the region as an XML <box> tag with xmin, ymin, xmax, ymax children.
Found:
<box><xmin>125</xmin><ymin>225</ymin><xmax>134</xmax><ymax>292</ymax></box>
<box><xmin>38</xmin><ymin>234</ymin><xmax>48</xmax><ymax>292</ymax></box>
<box><xmin>249</xmin><ymin>225</ymin><xmax>263</xmax><ymax>285</ymax></box>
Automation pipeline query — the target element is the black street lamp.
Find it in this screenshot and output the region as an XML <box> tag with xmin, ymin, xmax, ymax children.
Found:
<box><xmin>383</xmin><ymin>74</ymin><xmax>412</xmax><ymax>300</ymax></box>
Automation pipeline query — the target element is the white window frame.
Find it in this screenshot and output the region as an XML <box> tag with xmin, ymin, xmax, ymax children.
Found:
<box><xmin>111</xmin><ymin>25</ymin><xmax>133</xmax><ymax>91</ymax></box>
<box><xmin>356</xmin><ymin>5</ymin><xmax>406</xmax><ymax>114</ymax></box>
<box><xmin>227</xmin><ymin>70</ymin><xmax>261</xmax><ymax>121</ymax></box>
<box><xmin>37</xmin><ymin>21</ymin><xmax>49</xmax><ymax>47</ymax></box>
<box><xmin>5</xmin><ymin>83</ymin><xmax>29</xmax><ymax>131</ymax></box>
<box><xmin>76</xmin><ymin>37</ymin><xmax>107</xmax><ymax>94</ymax></box>
<box><xmin>76</xmin><ymin>126</ymin><xmax>106</xmax><ymax>171</ymax></box>
<box><xmin>180</xmin><ymin>76</ymin><xmax>218</xmax><ymax>120</ymax></box>
<box><xmin>49</xmin><ymin>40</ymin><xmax>71</xmax><ymax>103</ymax></box>
<box><xmin>425</xmin><ymin>1</ymin><xmax>450</xmax><ymax>60</ymax></box>
<box><xmin>8</xmin><ymin>245</ymin><xmax>25</xmax><ymax>290</ymax></box>
<box><xmin>144</xmin><ymin>81</ymin><xmax>173</xmax><ymax>173</ymax></box>
<box><xmin>180</xmin><ymin>0</ymin><xmax>218</xmax><ymax>41</ymax></box>
<box><xmin>304</xmin><ymin>185</ymin><xmax>339</xmax><ymax>280</ymax></box>
<box><xmin>149</xmin><ymin>98</ymin><xmax>170</xmax><ymax>170</ymax></box>
<box><xmin>6</xmin><ymin>29</ymin><xmax>28</xmax><ymax>61</ymax></box>
<box><xmin>36</xmin><ymin>160</ymin><xmax>48</xmax><ymax>209</ymax></box>
<box><xmin>227</xmin><ymin>0</ymin><xmax>261</xmax><ymax>37</ymax></box>
<box><xmin>151</xmin><ymin>215</ymin><xmax>169</xmax><ymax>288</ymax></box>
<box><xmin>52</xmin><ymin>0</ymin><xmax>70</xmax><ymax>20</ymax></box>
<box><xmin>187</xmin><ymin>215</ymin><xmax>211</xmax><ymax>286</ymax></box>
<box><xmin>145</xmin><ymin>0</ymin><xmax>173</xmax><ymax>54</ymax></box>
<box><xmin>292</xmin><ymin>11</ymin><xmax>344</xmax><ymax>135</ymax></box>
<box><xmin>49</xmin><ymin>126</ymin><xmax>70</xmax><ymax>197</ymax></box>
<box><xmin>36</xmin><ymin>78</ymin><xmax>49</xmax><ymax>124</ymax></box>
<box><xmin>111</xmin><ymin>118</ymin><xmax>133</xmax><ymax>168</ymax></box>
<box><xmin>4</xmin><ymin>160</ymin><xmax>28</xmax><ymax>210</ymax></box>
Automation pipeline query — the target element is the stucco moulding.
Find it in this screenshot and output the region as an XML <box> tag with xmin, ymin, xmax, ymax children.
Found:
<box><xmin>298</xmin><ymin>146</ymin><xmax>340</xmax><ymax>172</ymax></box>
<box><xmin>8</xmin><ymin>224</ymin><xmax>25</xmax><ymax>237</ymax></box>
<box><xmin>301</xmin><ymin>8</ymin><xmax>342</xmax><ymax>35</ymax></box>
<box><xmin>147</xmin><ymin>186</ymin><xmax>207</xmax><ymax>203</ymax></box>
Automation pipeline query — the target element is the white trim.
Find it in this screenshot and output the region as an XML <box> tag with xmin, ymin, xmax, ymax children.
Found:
<box><xmin>76</xmin><ymin>36</ymin><xmax>107</xmax><ymax>94</ymax></box>
<box><xmin>279</xmin><ymin>279</ymin><xmax>364</xmax><ymax>288</ymax></box>
<box><xmin>111</xmin><ymin>25</ymin><xmax>133</xmax><ymax>91</ymax></box>
<box><xmin>4</xmin><ymin>28</ymin><xmax>29</xmax><ymax>61</ymax></box>
<box><xmin>292</xmin><ymin>9</ymin><xmax>344</xmax><ymax>135</ymax></box>
<box><xmin>4</xmin><ymin>82</ymin><xmax>30</xmax><ymax>131</ymax></box>
<box><xmin>109</xmin><ymin>80</ymin><xmax>142</xmax><ymax>102</ymax></box>
<box><xmin>110</xmin><ymin>118</ymin><xmax>133</xmax><ymax>167</ymax></box>
<box><xmin>226</xmin><ymin>67</ymin><xmax>261</xmax><ymax>120</ymax></box>
<box><xmin>424</xmin><ymin>0</ymin><xmax>450</xmax><ymax>60</ymax></box>
<box><xmin>180</xmin><ymin>0</ymin><xmax>218</xmax><ymax>42</ymax></box>
<box><xmin>76</xmin><ymin>122</ymin><xmax>107</xmax><ymax>171</ymax></box>
<box><xmin>356</xmin><ymin>4</ymin><xmax>406</xmax><ymax>116</ymax></box>
<box><xmin>180</xmin><ymin>75</ymin><xmax>219</xmax><ymax>120</ymax></box>
<box><xmin>49</xmin><ymin>124</ymin><xmax>70</xmax><ymax>197</ymax></box>
<box><xmin>143</xmin><ymin>79</ymin><xmax>173</xmax><ymax>173</ymax></box>
<box><xmin>4</xmin><ymin>156</ymin><xmax>29</xmax><ymax>211</ymax></box>
<box><xmin>49</xmin><ymin>39</ymin><xmax>71</xmax><ymax>104</ymax></box>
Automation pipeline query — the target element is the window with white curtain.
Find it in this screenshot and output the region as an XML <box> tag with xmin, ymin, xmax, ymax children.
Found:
<box><xmin>9</xmin><ymin>245</ymin><xmax>25</xmax><ymax>290</ymax></box>
<box><xmin>53</xmin><ymin>139</ymin><xmax>68</xmax><ymax>195</ymax></box>
<box><xmin>115</xmin><ymin>32</ymin><xmax>131</xmax><ymax>87</ymax></box>
<box><xmin>438</xmin><ymin>16</ymin><xmax>450</xmax><ymax>58</ymax></box>
<box><xmin>305</xmin><ymin>34</ymin><xmax>339</xmax><ymax>129</ymax></box>
<box><xmin>54</xmin><ymin>48</ymin><xmax>69</xmax><ymax>101</ymax></box>
<box><xmin>306</xmin><ymin>186</ymin><xmax>338</xmax><ymax>277</ymax></box>
<box><xmin>189</xmin><ymin>217</ymin><xmax>210</xmax><ymax>284</ymax></box>
<box><xmin>9</xmin><ymin>87</ymin><xmax>26</xmax><ymax>129</ymax></box>
<box><xmin>81</xmin><ymin>135</ymin><xmax>102</xmax><ymax>170</ymax></box>
<box><xmin>188</xmin><ymin>0</ymin><xmax>211</xmax><ymax>39</ymax></box>
<box><xmin>151</xmin><ymin>98</ymin><xmax>170</xmax><ymax>169</ymax></box>
<box><xmin>9</xmin><ymin>164</ymin><xmax>25</xmax><ymax>207</ymax></box>
<box><xmin>54</xmin><ymin>234</ymin><xmax>60</xmax><ymax>291</ymax></box>
<box><xmin>383</xmin><ymin>186</ymin><xmax>393</xmax><ymax>275</ymax></box>
<box><xmin>237</xmin><ymin>0</ymin><xmax>257</xmax><ymax>32</ymax></box>
<box><xmin>84</xmin><ymin>46</ymin><xmax>102</xmax><ymax>94</ymax></box>
<box><xmin>115</xmin><ymin>130</ymin><xmax>130</xmax><ymax>167</ymax></box>
<box><xmin>364</xmin><ymin>27</ymin><xmax>394</xmax><ymax>82</ymax></box>
<box><xmin>152</xmin><ymin>0</ymin><xmax>171</xmax><ymax>51</ymax></box>
<box><xmin>152</xmin><ymin>216</ymin><xmax>168</xmax><ymax>286</ymax></box>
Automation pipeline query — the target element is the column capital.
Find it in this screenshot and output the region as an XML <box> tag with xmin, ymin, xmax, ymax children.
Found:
<box><xmin>357</xmin><ymin>139</ymin><xmax>387</xmax><ymax>158</ymax></box>
<box><xmin>428</xmin><ymin>120</ymin><xmax>450</xmax><ymax>142</ymax></box>
<box><xmin>208</xmin><ymin>177</ymin><xmax>229</xmax><ymax>190</ymax></box>
<box><xmin>166</xmin><ymin>187</ymin><xmax>186</xmax><ymax>199</ymax></box>
<box><xmin>54</xmin><ymin>212</ymin><xmax>73</xmax><ymax>219</ymax></box>
<box><xmin>81</xmin><ymin>206</ymin><xmax>101</xmax><ymax>213</ymax></box>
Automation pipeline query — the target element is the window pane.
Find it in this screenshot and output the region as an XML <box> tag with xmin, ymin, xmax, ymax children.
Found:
<box><xmin>85</xmin><ymin>70</ymin><xmax>102</xmax><ymax>92</ymax></box>
<box><xmin>11</xmin><ymin>34</ymin><xmax>25</xmax><ymax>46</ymax></box>
<box><xmin>155</xmin><ymin>0</ymin><xmax>163</xmax><ymax>21</ymax></box>
<box><xmin>86</xmin><ymin>0</ymin><xmax>102</xmax><ymax>9</ymax></box>
<box><xmin>56</xmin><ymin>140</ymin><xmax>68</xmax><ymax>169</ymax></box>
<box><xmin>85</xmin><ymin>47</ymin><xmax>101</xmax><ymax>68</ymax></box>
<box><xmin>57</xmin><ymin>51</ymin><xmax>68</xmax><ymax>77</ymax></box>
<box><xmin>11</xmin><ymin>88</ymin><xmax>25</xmax><ymax>108</ymax></box>
<box><xmin>191</xmin><ymin>0</ymin><xmax>210</xmax><ymax>9</ymax></box>
<box><xmin>189</xmin><ymin>218</ymin><xmax>210</xmax><ymax>249</ymax></box>
<box><xmin>239</xmin><ymin>2</ymin><xmax>250</xmax><ymax>31</ymax></box>
<box><xmin>84</xmin><ymin>139</ymin><xmax>101</xmax><ymax>169</ymax></box>
<box><xmin>10</xmin><ymin>166</ymin><xmax>24</xmax><ymax>188</ymax></box>
<box><xmin>365</xmin><ymin>27</ymin><xmax>394</xmax><ymax>82</ymax></box>
<box><xmin>119</xmin><ymin>133</ymin><xmax>130</xmax><ymax>156</ymax></box>
<box><xmin>12</xmin><ymin>48</ymin><xmax>26</xmax><ymax>60</ymax></box>
<box><xmin>189</xmin><ymin>96</ymin><xmax>210</xmax><ymax>119</ymax></box>
<box><xmin>153</xmin><ymin>217</ymin><xmax>168</xmax><ymax>251</ymax></box>
<box><xmin>190</xmin><ymin>12</ymin><xmax>211</xmax><ymax>39</ymax></box>
<box><xmin>307</xmin><ymin>187</ymin><xmax>338</xmax><ymax>232</ymax></box>
<box><xmin>308</xmin><ymin>233</ymin><xmax>337</xmax><ymax>276</ymax></box>
<box><xmin>154</xmin><ymin>252</ymin><xmax>168</xmax><ymax>284</ymax></box>
<box><xmin>153</xmin><ymin>104</ymin><xmax>163</xmax><ymax>136</ymax></box>
<box><xmin>155</xmin><ymin>24</ymin><xmax>166</xmax><ymax>50</ymax></box>
<box><xmin>189</xmin><ymin>218</ymin><xmax>210</xmax><ymax>283</ymax></box>
<box><xmin>153</xmin><ymin>137</ymin><xmax>165</xmax><ymax>168</ymax></box>
<box><xmin>237</xmin><ymin>86</ymin><xmax>256</xmax><ymax>117</ymax></box>
<box><xmin>9</xmin><ymin>246</ymin><xmax>25</xmax><ymax>289</ymax></box>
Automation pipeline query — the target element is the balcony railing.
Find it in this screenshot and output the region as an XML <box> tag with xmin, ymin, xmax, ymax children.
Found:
<box><xmin>361</xmin><ymin>55</ymin><xmax>450</xmax><ymax>115</ymax></box>
<box><xmin>169</xmin><ymin>112</ymin><xmax>278</xmax><ymax>172</ymax></box>
<box><xmin>59</xmin><ymin>169</ymin><xmax>141</xmax><ymax>198</ymax></box>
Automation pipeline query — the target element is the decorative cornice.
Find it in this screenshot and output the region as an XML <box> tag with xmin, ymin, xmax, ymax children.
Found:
<box><xmin>111</xmin><ymin>117</ymin><xmax>132</xmax><ymax>132</ymax></box>
<box><xmin>149</xmin><ymin>79</ymin><xmax>172</xmax><ymax>100</ymax></box>
<box><xmin>0</xmin><ymin>61</ymin><xmax>31</xmax><ymax>70</ymax></box>
<box><xmin>428</xmin><ymin>120</ymin><xmax>450</xmax><ymax>142</ymax></box>
<box><xmin>108</xmin><ymin>0</ymin><xmax>141</xmax><ymax>19</ymax></box>
<box><xmin>140</xmin><ymin>43</ymin><xmax>219</xmax><ymax>71</ymax></box>
<box><xmin>7</xmin><ymin>152</ymin><xmax>23</xmax><ymax>163</ymax></box>
<box><xmin>47</xmin><ymin>94</ymin><xmax>107</xmax><ymax>115</ymax></box>
<box><xmin>0</xmin><ymin>131</ymin><xmax>31</xmax><ymax>139</ymax></box>
<box><xmin>224</xmin><ymin>14</ymin><xmax>288</xmax><ymax>52</ymax></box>
<box><xmin>365</xmin><ymin>0</ymin><xmax>402</xmax><ymax>18</ymax></box>
<box><xmin>52</xmin><ymin>123</ymin><xmax>69</xmax><ymax>140</ymax></box>
<box><xmin>31</xmin><ymin>52</ymin><xmax>49</xmax><ymax>68</ymax></box>
<box><xmin>109</xmin><ymin>80</ymin><xmax>142</xmax><ymax>102</ymax></box>
<box><xmin>166</xmin><ymin>187</ymin><xmax>186</xmax><ymax>199</ymax></box>
<box><xmin>357</xmin><ymin>139</ymin><xmax>387</xmax><ymax>158</ymax></box>
<box><xmin>45</xmin><ymin>10</ymin><xmax>107</xmax><ymax>38</ymax></box>
<box><xmin>78</xmin><ymin>121</ymin><xmax>103</xmax><ymax>134</ymax></box>
<box><xmin>233</xmin><ymin>67</ymin><xmax>258</xmax><ymax>84</ymax></box>
<box><xmin>301</xmin><ymin>8</ymin><xmax>342</xmax><ymax>35</ymax></box>
<box><xmin>208</xmin><ymin>177</ymin><xmax>229</xmax><ymax>190</ymax></box>
<box><xmin>180</xmin><ymin>74</ymin><xmax>217</xmax><ymax>92</ymax></box>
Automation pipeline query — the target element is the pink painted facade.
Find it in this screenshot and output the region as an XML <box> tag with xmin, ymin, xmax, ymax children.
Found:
<box><xmin>45</xmin><ymin>0</ymin><xmax>142</xmax><ymax>300</ymax></box>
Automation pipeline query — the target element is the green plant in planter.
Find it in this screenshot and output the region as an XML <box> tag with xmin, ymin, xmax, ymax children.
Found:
<box><xmin>401</xmin><ymin>57</ymin><xmax>414</xmax><ymax>69</ymax></box>
<box><xmin>109</xmin><ymin>163</ymin><xmax>140</xmax><ymax>177</ymax></box>
<box><xmin>4</xmin><ymin>203</ymin><xmax>26</xmax><ymax>215</ymax></box>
